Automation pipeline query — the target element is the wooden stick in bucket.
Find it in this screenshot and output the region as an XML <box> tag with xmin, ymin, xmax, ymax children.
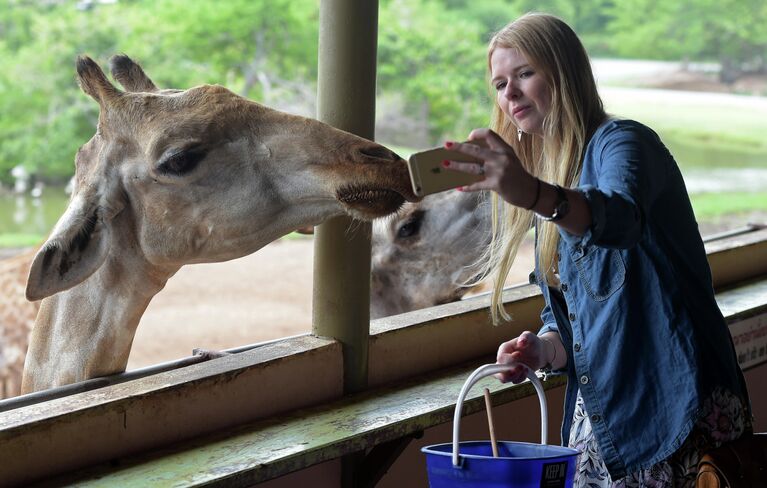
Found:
<box><xmin>483</xmin><ymin>387</ymin><xmax>499</xmax><ymax>457</ymax></box>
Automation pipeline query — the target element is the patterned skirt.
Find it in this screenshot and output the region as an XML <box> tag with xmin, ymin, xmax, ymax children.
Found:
<box><xmin>568</xmin><ymin>388</ymin><xmax>750</xmax><ymax>488</ymax></box>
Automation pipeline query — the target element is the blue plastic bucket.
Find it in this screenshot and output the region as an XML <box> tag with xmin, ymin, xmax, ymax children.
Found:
<box><xmin>422</xmin><ymin>364</ymin><xmax>580</xmax><ymax>487</ymax></box>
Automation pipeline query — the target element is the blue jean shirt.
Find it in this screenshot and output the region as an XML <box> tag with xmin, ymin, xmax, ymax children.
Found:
<box><xmin>534</xmin><ymin>119</ymin><xmax>750</xmax><ymax>478</ymax></box>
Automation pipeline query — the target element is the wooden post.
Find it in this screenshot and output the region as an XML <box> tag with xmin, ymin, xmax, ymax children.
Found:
<box><xmin>315</xmin><ymin>2</ymin><xmax>379</xmax><ymax>485</ymax></box>
<box><xmin>314</xmin><ymin>0</ymin><xmax>379</xmax><ymax>394</ymax></box>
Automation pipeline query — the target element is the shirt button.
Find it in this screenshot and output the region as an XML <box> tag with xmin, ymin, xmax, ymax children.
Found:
<box><xmin>569</xmin><ymin>312</ymin><xmax>576</xmax><ymax>321</ymax></box>
<box><xmin>573</xmin><ymin>342</ymin><xmax>581</xmax><ymax>352</ymax></box>
<box><xmin>561</xmin><ymin>283</ymin><xmax>568</xmax><ymax>292</ymax></box>
<box><xmin>591</xmin><ymin>414</ymin><xmax>601</xmax><ymax>423</ymax></box>
<box><xmin>580</xmin><ymin>375</ymin><xmax>589</xmax><ymax>384</ymax></box>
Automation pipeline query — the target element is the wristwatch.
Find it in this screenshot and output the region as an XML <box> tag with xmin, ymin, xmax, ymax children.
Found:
<box><xmin>539</xmin><ymin>185</ymin><xmax>570</xmax><ymax>222</ymax></box>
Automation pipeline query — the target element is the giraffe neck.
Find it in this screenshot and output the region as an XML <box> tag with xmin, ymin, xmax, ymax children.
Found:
<box><xmin>21</xmin><ymin>255</ymin><xmax>174</xmax><ymax>394</ymax></box>
<box><xmin>0</xmin><ymin>249</ymin><xmax>40</xmax><ymax>398</ymax></box>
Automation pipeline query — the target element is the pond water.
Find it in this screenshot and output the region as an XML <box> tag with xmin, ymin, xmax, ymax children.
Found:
<box><xmin>0</xmin><ymin>188</ymin><xmax>70</xmax><ymax>238</ymax></box>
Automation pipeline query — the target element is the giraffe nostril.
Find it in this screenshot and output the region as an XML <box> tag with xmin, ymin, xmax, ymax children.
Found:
<box><xmin>359</xmin><ymin>145</ymin><xmax>400</xmax><ymax>161</ymax></box>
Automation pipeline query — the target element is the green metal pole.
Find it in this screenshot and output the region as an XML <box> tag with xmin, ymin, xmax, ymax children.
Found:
<box><xmin>314</xmin><ymin>0</ymin><xmax>378</xmax><ymax>395</ymax></box>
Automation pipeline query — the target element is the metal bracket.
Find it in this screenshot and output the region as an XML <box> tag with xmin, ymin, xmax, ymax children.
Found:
<box><xmin>345</xmin><ymin>431</ymin><xmax>424</xmax><ymax>488</ymax></box>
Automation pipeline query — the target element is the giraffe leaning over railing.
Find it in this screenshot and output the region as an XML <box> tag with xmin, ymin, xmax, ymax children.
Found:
<box><xmin>21</xmin><ymin>54</ymin><xmax>419</xmax><ymax>394</ymax></box>
<box><xmin>2</xmin><ymin>191</ymin><xmax>487</xmax><ymax>398</ymax></box>
<box><xmin>0</xmin><ymin>248</ymin><xmax>40</xmax><ymax>398</ymax></box>
<box><xmin>8</xmin><ymin>191</ymin><xmax>511</xmax><ymax>395</ymax></box>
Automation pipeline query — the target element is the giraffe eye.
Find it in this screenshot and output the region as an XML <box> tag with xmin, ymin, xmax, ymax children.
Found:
<box><xmin>397</xmin><ymin>211</ymin><xmax>424</xmax><ymax>239</ymax></box>
<box><xmin>157</xmin><ymin>148</ymin><xmax>206</xmax><ymax>176</ymax></box>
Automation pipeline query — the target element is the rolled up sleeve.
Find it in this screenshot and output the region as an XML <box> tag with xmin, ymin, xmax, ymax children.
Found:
<box><xmin>537</xmin><ymin>302</ymin><xmax>567</xmax><ymax>375</ymax></box>
<box><xmin>559</xmin><ymin>122</ymin><xmax>669</xmax><ymax>250</ymax></box>
<box><xmin>538</xmin><ymin>301</ymin><xmax>558</xmax><ymax>337</ymax></box>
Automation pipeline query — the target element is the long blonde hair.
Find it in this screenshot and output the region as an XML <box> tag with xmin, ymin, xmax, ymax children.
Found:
<box><xmin>482</xmin><ymin>13</ymin><xmax>606</xmax><ymax>323</ymax></box>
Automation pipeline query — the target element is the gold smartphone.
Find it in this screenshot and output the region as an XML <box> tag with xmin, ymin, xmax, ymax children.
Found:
<box><xmin>406</xmin><ymin>140</ymin><xmax>487</xmax><ymax>197</ymax></box>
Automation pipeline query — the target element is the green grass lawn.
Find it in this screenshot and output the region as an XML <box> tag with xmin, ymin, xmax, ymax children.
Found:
<box><xmin>0</xmin><ymin>233</ymin><xmax>44</xmax><ymax>248</ymax></box>
<box><xmin>601</xmin><ymin>88</ymin><xmax>767</xmax><ymax>168</ymax></box>
<box><xmin>601</xmin><ymin>89</ymin><xmax>767</xmax><ymax>221</ymax></box>
<box><xmin>690</xmin><ymin>192</ymin><xmax>767</xmax><ymax>220</ymax></box>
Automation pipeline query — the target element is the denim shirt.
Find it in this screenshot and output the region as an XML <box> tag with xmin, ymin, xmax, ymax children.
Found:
<box><xmin>534</xmin><ymin>119</ymin><xmax>750</xmax><ymax>478</ymax></box>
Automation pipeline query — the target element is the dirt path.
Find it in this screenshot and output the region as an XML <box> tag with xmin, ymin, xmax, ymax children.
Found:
<box><xmin>128</xmin><ymin>236</ymin><xmax>536</xmax><ymax>369</ymax></box>
<box><xmin>129</xmin><ymin>238</ymin><xmax>316</xmax><ymax>368</ymax></box>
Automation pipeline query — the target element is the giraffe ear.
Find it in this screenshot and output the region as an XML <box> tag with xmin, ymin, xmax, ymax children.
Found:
<box><xmin>25</xmin><ymin>195</ymin><xmax>112</xmax><ymax>301</ymax></box>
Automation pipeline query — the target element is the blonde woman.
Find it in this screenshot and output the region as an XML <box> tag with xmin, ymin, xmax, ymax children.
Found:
<box><xmin>443</xmin><ymin>13</ymin><xmax>751</xmax><ymax>487</ymax></box>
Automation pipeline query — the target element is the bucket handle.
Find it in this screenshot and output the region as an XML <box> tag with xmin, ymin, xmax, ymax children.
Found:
<box><xmin>452</xmin><ymin>363</ymin><xmax>547</xmax><ymax>467</ymax></box>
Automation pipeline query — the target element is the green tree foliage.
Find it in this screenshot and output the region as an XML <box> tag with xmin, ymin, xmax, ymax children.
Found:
<box><xmin>377</xmin><ymin>0</ymin><xmax>493</xmax><ymax>143</ymax></box>
<box><xmin>608</xmin><ymin>0</ymin><xmax>767</xmax><ymax>81</ymax></box>
<box><xmin>0</xmin><ymin>0</ymin><xmax>318</xmax><ymax>185</ymax></box>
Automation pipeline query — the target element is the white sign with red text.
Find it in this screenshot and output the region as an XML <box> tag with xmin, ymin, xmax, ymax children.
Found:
<box><xmin>730</xmin><ymin>314</ymin><xmax>767</xmax><ymax>369</ymax></box>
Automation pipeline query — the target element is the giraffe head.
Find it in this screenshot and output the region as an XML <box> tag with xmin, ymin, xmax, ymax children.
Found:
<box><xmin>25</xmin><ymin>55</ymin><xmax>417</xmax><ymax>301</ymax></box>
<box><xmin>371</xmin><ymin>190</ymin><xmax>491</xmax><ymax>318</ymax></box>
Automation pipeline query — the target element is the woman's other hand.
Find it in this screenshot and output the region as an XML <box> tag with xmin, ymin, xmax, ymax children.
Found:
<box><xmin>495</xmin><ymin>330</ymin><xmax>549</xmax><ymax>383</ymax></box>
<box><xmin>443</xmin><ymin>128</ymin><xmax>538</xmax><ymax>209</ymax></box>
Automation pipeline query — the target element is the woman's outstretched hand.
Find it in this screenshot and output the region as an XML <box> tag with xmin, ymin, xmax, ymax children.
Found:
<box><xmin>495</xmin><ymin>331</ymin><xmax>548</xmax><ymax>383</ymax></box>
<box><xmin>443</xmin><ymin>128</ymin><xmax>538</xmax><ymax>209</ymax></box>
